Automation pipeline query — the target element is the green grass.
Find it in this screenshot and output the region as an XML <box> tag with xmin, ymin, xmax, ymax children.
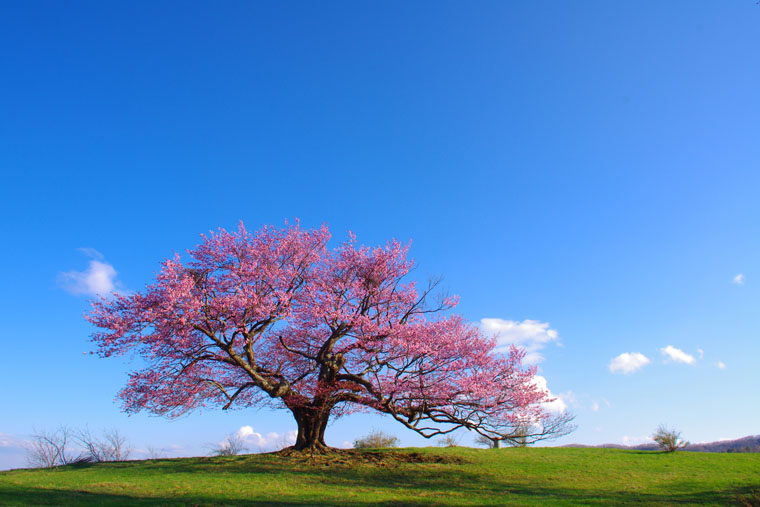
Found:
<box><xmin>1</xmin><ymin>447</ymin><xmax>760</xmax><ymax>505</ymax></box>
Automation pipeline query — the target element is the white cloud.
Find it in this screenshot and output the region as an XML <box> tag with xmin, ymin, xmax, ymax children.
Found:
<box><xmin>733</xmin><ymin>274</ymin><xmax>745</xmax><ymax>285</ymax></box>
<box><xmin>697</xmin><ymin>348</ymin><xmax>704</xmax><ymax>360</ymax></box>
<box><xmin>234</xmin><ymin>426</ymin><xmax>296</xmax><ymax>452</ymax></box>
<box><xmin>716</xmin><ymin>361</ymin><xmax>726</xmax><ymax>369</ymax></box>
<box><xmin>591</xmin><ymin>402</ymin><xmax>600</xmax><ymax>412</ymax></box>
<box><xmin>58</xmin><ymin>249</ymin><xmax>124</xmax><ymax>296</ymax></box>
<box><xmin>558</xmin><ymin>390</ymin><xmax>579</xmax><ymax>409</ymax></box>
<box><xmin>609</xmin><ymin>352</ymin><xmax>650</xmax><ymax>374</ymax></box>
<box><xmin>660</xmin><ymin>345</ymin><xmax>696</xmax><ymax>365</ymax></box>
<box><xmin>77</xmin><ymin>247</ymin><xmax>105</xmax><ymax>260</ymax></box>
<box><xmin>532</xmin><ymin>375</ymin><xmax>567</xmax><ymax>413</ymax></box>
<box><xmin>0</xmin><ymin>433</ymin><xmax>25</xmax><ymax>450</ymax></box>
<box><xmin>621</xmin><ymin>435</ymin><xmax>652</xmax><ymax>446</ymax></box>
<box><xmin>481</xmin><ymin>318</ymin><xmax>559</xmax><ymax>363</ymax></box>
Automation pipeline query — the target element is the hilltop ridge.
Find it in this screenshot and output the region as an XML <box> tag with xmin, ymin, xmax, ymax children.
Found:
<box><xmin>562</xmin><ymin>435</ymin><xmax>760</xmax><ymax>453</ymax></box>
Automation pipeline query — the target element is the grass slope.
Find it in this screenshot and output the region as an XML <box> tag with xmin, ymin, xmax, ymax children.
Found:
<box><xmin>1</xmin><ymin>447</ymin><xmax>759</xmax><ymax>506</ymax></box>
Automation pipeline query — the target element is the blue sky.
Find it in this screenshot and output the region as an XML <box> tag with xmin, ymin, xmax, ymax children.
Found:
<box><xmin>1</xmin><ymin>1</ymin><xmax>759</xmax><ymax>469</ymax></box>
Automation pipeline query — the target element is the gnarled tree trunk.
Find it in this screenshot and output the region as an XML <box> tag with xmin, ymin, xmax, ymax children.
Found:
<box><xmin>291</xmin><ymin>405</ymin><xmax>332</xmax><ymax>452</ymax></box>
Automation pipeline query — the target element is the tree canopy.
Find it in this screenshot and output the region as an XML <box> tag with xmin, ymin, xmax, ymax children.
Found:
<box><xmin>88</xmin><ymin>222</ymin><xmax>552</xmax><ymax>451</ymax></box>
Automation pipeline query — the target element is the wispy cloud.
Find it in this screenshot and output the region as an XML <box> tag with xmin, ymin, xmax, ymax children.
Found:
<box><xmin>716</xmin><ymin>360</ymin><xmax>726</xmax><ymax>369</ymax></box>
<box><xmin>58</xmin><ymin>248</ymin><xmax>124</xmax><ymax>297</ymax></box>
<box><xmin>609</xmin><ymin>352</ymin><xmax>650</xmax><ymax>374</ymax></box>
<box><xmin>660</xmin><ymin>345</ymin><xmax>696</xmax><ymax>365</ymax></box>
<box><xmin>77</xmin><ymin>247</ymin><xmax>104</xmax><ymax>260</ymax></box>
<box><xmin>592</xmin><ymin>398</ymin><xmax>610</xmax><ymax>412</ymax></box>
<box><xmin>733</xmin><ymin>274</ymin><xmax>745</xmax><ymax>285</ymax></box>
<box><xmin>0</xmin><ymin>432</ymin><xmax>26</xmax><ymax>451</ymax></box>
<box><xmin>480</xmin><ymin>318</ymin><xmax>559</xmax><ymax>363</ymax></box>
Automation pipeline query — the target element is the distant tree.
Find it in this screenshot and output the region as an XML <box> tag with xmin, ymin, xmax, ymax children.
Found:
<box><xmin>87</xmin><ymin>222</ymin><xmax>551</xmax><ymax>452</ymax></box>
<box><xmin>102</xmin><ymin>428</ymin><xmax>131</xmax><ymax>461</ymax></box>
<box><xmin>145</xmin><ymin>446</ymin><xmax>166</xmax><ymax>459</ymax></box>
<box><xmin>25</xmin><ymin>426</ymin><xmax>75</xmax><ymax>468</ymax></box>
<box><xmin>353</xmin><ymin>430</ymin><xmax>399</xmax><ymax>449</ymax></box>
<box><xmin>652</xmin><ymin>425</ymin><xmax>689</xmax><ymax>453</ymax></box>
<box><xmin>76</xmin><ymin>427</ymin><xmax>131</xmax><ymax>462</ymax></box>
<box><xmin>475</xmin><ymin>411</ymin><xmax>577</xmax><ymax>448</ymax></box>
<box><xmin>437</xmin><ymin>434</ymin><xmax>461</xmax><ymax>447</ymax></box>
<box><xmin>475</xmin><ymin>433</ymin><xmax>498</xmax><ymax>448</ymax></box>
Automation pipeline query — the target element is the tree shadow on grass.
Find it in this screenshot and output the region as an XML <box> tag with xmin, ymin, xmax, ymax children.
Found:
<box><xmin>1</xmin><ymin>485</ymin><xmax>759</xmax><ymax>506</ymax></box>
<box><xmin>2</xmin><ymin>481</ymin><xmax>759</xmax><ymax>506</ymax></box>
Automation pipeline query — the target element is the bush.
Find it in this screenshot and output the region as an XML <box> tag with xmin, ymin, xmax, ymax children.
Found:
<box><xmin>437</xmin><ymin>435</ymin><xmax>461</xmax><ymax>447</ymax></box>
<box><xmin>210</xmin><ymin>433</ymin><xmax>247</xmax><ymax>456</ymax></box>
<box><xmin>353</xmin><ymin>430</ymin><xmax>399</xmax><ymax>449</ymax></box>
<box><xmin>652</xmin><ymin>425</ymin><xmax>689</xmax><ymax>453</ymax></box>
<box><xmin>76</xmin><ymin>427</ymin><xmax>131</xmax><ymax>462</ymax></box>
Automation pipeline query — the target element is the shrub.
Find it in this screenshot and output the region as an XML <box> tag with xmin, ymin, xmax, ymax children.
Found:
<box><xmin>652</xmin><ymin>425</ymin><xmax>689</xmax><ymax>453</ymax></box>
<box><xmin>76</xmin><ymin>427</ymin><xmax>132</xmax><ymax>462</ymax></box>
<box><xmin>210</xmin><ymin>433</ymin><xmax>248</xmax><ymax>456</ymax></box>
<box><xmin>353</xmin><ymin>430</ymin><xmax>399</xmax><ymax>449</ymax></box>
<box><xmin>437</xmin><ymin>435</ymin><xmax>461</xmax><ymax>447</ymax></box>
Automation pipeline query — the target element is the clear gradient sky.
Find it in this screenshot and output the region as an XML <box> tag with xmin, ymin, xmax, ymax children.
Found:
<box><xmin>1</xmin><ymin>1</ymin><xmax>759</xmax><ymax>470</ymax></box>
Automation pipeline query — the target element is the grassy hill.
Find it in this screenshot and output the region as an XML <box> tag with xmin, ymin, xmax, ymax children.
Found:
<box><xmin>1</xmin><ymin>447</ymin><xmax>759</xmax><ymax>505</ymax></box>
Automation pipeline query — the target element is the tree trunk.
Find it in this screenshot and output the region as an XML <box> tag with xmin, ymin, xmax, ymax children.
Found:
<box><xmin>291</xmin><ymin>406</ymin><xmax>332</xmax><ymax>452</ymax></box>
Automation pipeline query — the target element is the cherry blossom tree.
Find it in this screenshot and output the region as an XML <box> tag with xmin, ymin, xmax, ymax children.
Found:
<box><xmin>88</xmin><ymin>222</ymin><xmax>551</xmax><ymax>452</ymax></box>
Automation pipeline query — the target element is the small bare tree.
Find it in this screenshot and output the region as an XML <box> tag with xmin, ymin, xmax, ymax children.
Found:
<box><xmin>26</xmin><ymin>426</ymin><xmax>75</xmax><ymax>468</ymax></box>
<box><xmin>76</xmin><ymin>427</ymin><xmax>132</xmax><ymax>462</ymax></box>
<box><xmin>652</xmin><ymin>425</ymin><xmax>689</xmax><ymax>453</ymax></box>
<box><xmin>76</xmin><ymin>427</ymin><xmax>105</xmax><ymax>462</ymax></box>
<box><xmin>210</xmin><ymin>432</ymin><xmax>248</xmax><ymax>456</ymax></box>
<box><xmin>437</xmin><ymin>434</ymin><xmax>461</xmax><ymax>447</ymax></box>
<box><xmin>102</xmin><ymin>428</ymin><xmax>131</xmax><ymax>461</ymax></box>
<box><xmin>475</xmin><ymin>412</ymin><xmax>577</xmax><ymax>448</ymax></box>
<box><xmin>475</xmin><ymin>433</ymin><xmax>498</xmax><ymax>448</ymax></box>
<box><xmin>145</xmin><ymin>446</ymin><xmax>166</xmax><ymax>459</ymax></box>
<box><xmin>505</xmin><ymin>421</ymin><xmax>531</xmax><ymax>447</ymax></box>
